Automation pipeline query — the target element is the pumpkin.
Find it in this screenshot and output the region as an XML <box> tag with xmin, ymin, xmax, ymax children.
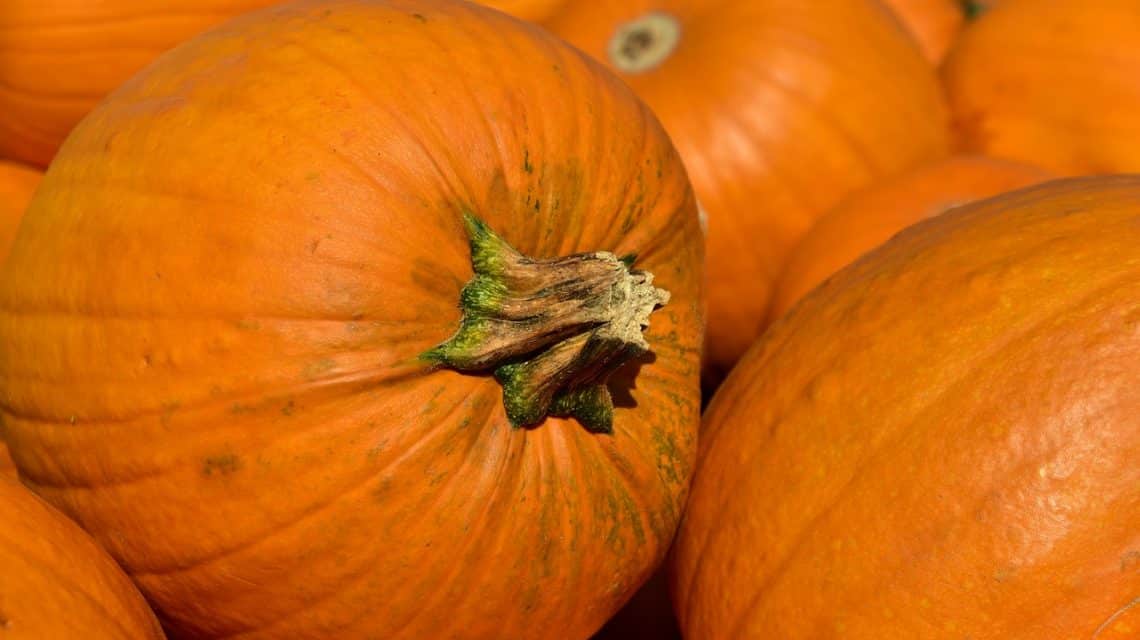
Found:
<box><xmin>881</xmin><ymin>0</ymin><xmax>965</xmax><ymax>63</ymax></box>
<box><xmin>0</xmin><ymin>0</ymin><xmax>282</xmax><ymax>168</ymax></box>
<box><xmin>0</xmin><ymin>1</ymin><xmax>704</xmax><ymax>638</ymax></box>
<box><xmin>477</xmin><ymin>0</ymin><xmax>567</xmax><ymax>22</ymax></box>
<box><xmin>768</xmin><ymin>155</ymin><xmax>1051</xmax><ymax>320</ymax></box>
<box><xmin>672</xmin><ymin>175</ymin><xmax>1140</xmax><ymax>638</ymax></box>
<box><xmin>543</xmin><ymin>0</ymin><xmax>950</xmax><ymax>378</ymax></box>
<box><xmin>943</xmin><ymin>0</ymin><xmax>1140</xmax><ymax>175</ymax></box>
<box><xmin>0</xmin><ymin>160</ymin><xmax>41</xmax><ymax>477</ymax></box>
<box><xmin>0</xmin><ymin>476</ymin><xmax>165</xmax><ymax>638</ymax></box>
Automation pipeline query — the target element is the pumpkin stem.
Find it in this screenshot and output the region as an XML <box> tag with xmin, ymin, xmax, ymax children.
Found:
<box><xmin>423</xmin><ymin>214</ymin><xmax>670</xmax><ymax>433</ymax></box>
<box><xmin>607</xmin><ymin>12</ymin><xmax>681</xmax><ymax>74</ymax></box>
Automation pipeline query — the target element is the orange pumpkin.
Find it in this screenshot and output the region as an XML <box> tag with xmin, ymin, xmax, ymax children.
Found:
<box><xmin>673</xmin><ymin>175</ymin><xmax>1140</xmax><ymax>638</ymax></box>
<box><xmin>943</xmin><ymin>0</ymin><xmax>1140</xmax><ymax>175</ymax></box>
<box><xmin>769</xmin><ymin>155</ymin><xmax>1051</xmax><ymax>319</ymax></box>
<box><xmin>1</xmin><ymin>1</ymin><xmax>704</xmax><ymax>638</ymax></box>
<box><xmin>0</xmin><ymin>0</ymin><xmax>281</xmax><ymax>168</ymax></box>
<box><xmin>0</xmin><ymin>476</ymin><xmax>164</xmax><ymax>638</ymax></box>
<box><xmin>544</xmin><ymin>0</ymin><xmax>950</xmax><ymax>377</ymax></box>
<box><xmin>0</xmin><ymin>160</ymin><xmax>41</xmax><ymax>477</ymax></box>
<box><xmin>477</xmin><ymin>0</ymin><xmax>567</xmax><ymax>21</ymax></box>
<box><xmin>881</xmin><ymin>0</ymin><xmax>965</xmax><ymax>63</ymax></box>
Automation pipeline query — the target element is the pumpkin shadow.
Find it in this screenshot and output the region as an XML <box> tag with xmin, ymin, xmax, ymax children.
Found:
<box><xmin>608</xmin><ymin>350</ymin><xmax>656</xmax><ymax>409</ymax></box>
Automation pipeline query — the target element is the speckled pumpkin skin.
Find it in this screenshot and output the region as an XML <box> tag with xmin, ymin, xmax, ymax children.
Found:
<box><xmin>673</xmin><ymin>175</ymin><xmax>1140</xmax><ymax>639</ymax></box>
<box><xmin>0</xmin><ymin>1</ymin><xmax>704</xmax><ymax>638</ymax></box>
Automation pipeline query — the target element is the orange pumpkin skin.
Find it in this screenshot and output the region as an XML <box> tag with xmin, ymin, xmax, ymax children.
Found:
<box><xmin>477</xmin><ymin>0</ymin><xmax>566</xmax><ymax>22</ymax></box>
<box><xmin>943</xmin><ymin>0</ymin><xmax>1140</xmax><ymax>175</ymax></box>
<box><xmin>0</xmin><ymin>476</ymin><xmax>165</xmax><ymax>638</ymax></box>
<box><xmin>0</xmin><ymin>160</ymin><xmax>41</xmax><ymax>477</ymax></box>
<box><xmin>0</xmin><ymin>1</ymin><xmax>704</xmax><ymax>639</ymax></box>
<box><xmin>882</xmin><ymin>0</ymin><xmax>965</xmax><ymax>63</ymax></box>
<box><xmin>0</xmin><ymin>0</ymin><xmax>281</xmax><ymax>168</ymax></box>
<box><xmin>769</xmin><ymin>155</ymin><xmax>1051</xmax><ymax>320</ymax></box>
<box><xmin>544</xmin><ymin>0</ymin><xmax>950</xmax><ymax>377</ymax></box>
<box><xmin>672</xmin><ymin>175</ymin><xmax>1140</xmax><ymax>638</ymax></box>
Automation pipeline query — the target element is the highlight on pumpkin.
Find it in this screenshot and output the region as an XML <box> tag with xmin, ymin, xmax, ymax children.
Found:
<box><xmin>423</xmin><ymin>214</ymin><xmax>670</xmax><ymax>433</ymax></box>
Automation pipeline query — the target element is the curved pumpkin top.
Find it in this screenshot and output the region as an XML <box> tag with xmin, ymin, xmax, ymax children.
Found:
<box><xmin>943</xmin><ymin>0</ymin><xmax>1140</xmax><ymax>175</ymax></box>
<box><xmin>769</xmin><ymin>154</ymin><xmax>1051</xmax><ymax>320</ymax></box>
<box><xmin>674</xmin><ymin>175</ymin><xmax>1140</xmax><ymax>638</ymax></box>
<box><xmin>476</xmin><ymin>0</ymin><xmax>567</xmax><ymax>22</ymax></box>
<box><xmin>0</xmin><ymin>477</ymin><xmax>164</xmax><ymax>638</ymax></box>
<box><xmin>0</xmin><ymin>0</ymin><xmax>281</xmax><ymax>168</ymax></box>
<box><xmin>544</xmin><ymin>0</ymin><xmax>950</xmax><ymax>376</ymax></box>
<box><xmin>0</xmin><ymin>1</ymin><xmax>703</xmax><ymax>638</ymax></box>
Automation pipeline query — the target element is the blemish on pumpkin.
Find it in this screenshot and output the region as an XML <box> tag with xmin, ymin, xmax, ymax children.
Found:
<box><xmin>230</xmin><ymin>403</ymin><xmax>257</xmax><ymax>415</ymax></box>
<box><xmin>234</xmin><ymin>318</ymin><xmax>260</xmax><ymax>331</ymax></box>
<box><xmin>302</xmin><ymin>358</ymin><xmax>336</xmax><ymax>380</ymax></box>
<box><xmin>160</xmin><ymin>401</ymin><xmax>181</xmax><ymax>427</ymax></box>
<box><xmin>411</xmin><ymin>12</ymin><xmax>427</xmax><ymax>23</ymax></box>
<box><xmin>1121</xmin><ymin>550</ymin><xmax>1140</xmax><ymax>572</ymax></box>
<box><xmin>523</xmin><ymin>149</ymin><xmax>533</xmax><ymax>174</ymax></box>
<box><xmin>281</xmin><ymin>399</ymin><xmax>296</xmax><ymax>416</ymax></box>
<box><xmin>203</xmin><ymin>454</ymin><xmax>241</xmax><ymax>476</ymax></box>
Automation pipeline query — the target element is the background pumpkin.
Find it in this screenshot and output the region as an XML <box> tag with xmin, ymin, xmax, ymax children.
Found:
<box><xmin>0</xmin><ymin>1</ymin><xmax>704</xmax><ymax>638</ymax></box>
<box><xmin>0</xmin><ymin>476</ymin><xmax>164</xmax><ymax>638</ymax></box>
<box><xmin>943</xmin><ymin>0</ymin><xmax>1140</xmax><ymax>175</ymax></box>
<box><xmin>543</xmin><ymin>0</ymin><xmax>950</xmax><ymax>379</ymax></box>
<box><xmin>768</xmin><ymin>155</ymin><xmax>1051</xmax><ymax>320</ymax></box>
<box><xmin>881</xmin><ymin>0</ymin><xmax>965</xmax><ymax>63</ymax></box>
<box><xmin>0</xmin><ymin>0</ymin><xmax>281</xmax><ymax>168</ymax></box>
<box><xmin>672</xmin><ymin>175</ymin><xmax>1140</xmax><ymax>638</ymax></box>
<box><xmin>0</xmin><ymin>160</ymin><xmax>42</xmax><ymax>477</ymax></box>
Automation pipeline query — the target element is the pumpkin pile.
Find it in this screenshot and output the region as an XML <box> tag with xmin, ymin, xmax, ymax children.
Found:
<box><xmin>0</xmin><ymin>1</ymin><xmax>1138</xmax><ymax>639</ymax></box>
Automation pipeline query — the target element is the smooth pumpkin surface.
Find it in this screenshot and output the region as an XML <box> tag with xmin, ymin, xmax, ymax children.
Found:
<box><xmin>673</xmin><ymin>175</ymin><xmax>1140</xmax><ymax>638</ymax></box>
<box><xmin>544</xmin><ymin>0</ymin><xmax>950</xmax><ymax>378</ymax></box>
<box><xmin>0</xmin><ymin>0</ymin><xmax>281</xmax><ymax>168</ymax></box>
<box><xmin>477</xmin><ymin>0</ymin><xmax>567</xmax><ymax>22</ymax></box>
<box><xmin>769</xmin><ymin>155</ymin><xmax>1051</xmax><ymax>320</ymax></box>
<box><xmin>881</xmin><ymin>0</ymin><xmax>965</xmax><ymax>63</ymax></box>
<box><xmin>0</xmin><ymin>476</ymin><xmax>164</xmax><ymax>638</ymax></box>
<box><xmin>0</xmin><ymin>1</ymin><xmax>704</xmax><ymax>638</ymax></box>
<box><xmin>943</xmin><ymin>0</ymin><xmax>1140</xmax><ymax>175</ymax></box>
<box><xmin>0</xmin><ymin>160</ymin><xmax>41</xmax><ymax>477</ymax></box>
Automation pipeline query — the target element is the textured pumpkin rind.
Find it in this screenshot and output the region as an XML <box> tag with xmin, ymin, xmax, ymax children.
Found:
<box><xmin>769</xmin><ymin>155</ymin><xmax>1051</xmax><ymax>320</ymax></box>
<box><xmin>0</xmin><ymin>477</ymin><xmax>164</xmax><ymax>638</ymax></box>
<box><xmin>545</xmin><ymin>0</ymin><xmax>950</xmax><ymax>377</ymax></box>
<box><xmin>943</xmin><ymin>0</ymin><xmax>1140</xmax><ymax>175</ymax></box>
<box><xmin>673</xmin><ymin>175</ymin><xmax>1140</xmax><ymax>638</ymax></box>
<box><xmin>0</xmin><ymin>160</ymin><xmax>42</xmax><ymax>478</ymax></box>
<box><xmin>0</xmin><ymin>0</ymin><xmax>281</xmax><ymax>168</ymax></box>
<box><xmin>0</xmin><ymin>2</ymin><xmax>704</xmax><ymax>639</ymax></box>
<box><xmin>477</xmin><ymin>0</ymin><xmax>567</xmax><ymax>22</ymax></box>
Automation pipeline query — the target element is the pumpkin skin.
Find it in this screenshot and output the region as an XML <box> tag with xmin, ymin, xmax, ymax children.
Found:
<box><xmin>0</xmin><ymin>0</ymin><xmax>281</xmax><ymax>168</ymax></box>
<box><xmin>0</xmin><ymin>1</ymin><xmax>704</xmax><ymax>639</ymax></box>
<box><xmin>0</xmin><ymin>476</ymin><xmax>165</xmax><ymax>638</ymax></box>
<box><xmin>0</xmin><ymin>160</ymin><xmax>41</xmax><ymax>477</ymax></box>
<box><xmin>769</xmin><ymin>155</ymin><xmax>1051</xmax><ymax>320</ymax></box>
<box><xmin>544</xmin><ymin>0</ymin><xmax>950</xmax><ymax>377</ymax></box>
<box><xmin>672</xmin><ymin>175</ymin><xmax>1140</xmax><ymax>639</ymax></box>
<box><xmin>943</xmin><ymin>0</ymin><xmax>1140</xmax><ymax>175</ymax></box>
<box><xmin>477</xmin><ymin>0</ymin><xmax>566</xmax><ymax>22</ymax></box>
<box><xmin>881</xmin><ymin>0</ymin><xmax>965</xmax><ymax>63</ymax></box>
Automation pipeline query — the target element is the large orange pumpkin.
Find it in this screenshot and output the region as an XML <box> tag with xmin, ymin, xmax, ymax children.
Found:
<box><xmin>0</xmin><ymin>1</ymin><xmax>704</xmax><ymax>638</ymax></box>
<box><xmin>943</xmin><ymin>0</ymin><xmax>1140</xmax><ymax>175</ymax></box>
<box><xmin>544</xmin><ymin>0</ymin><xmax>950</xmax><ymax>377</ymax></box>
<box><xmin>881</xmin><ymin>0</ymin><xmax>965</xmax><ymax>63</ymax></box>
<box><xmin>0</xmin><ymin>0</ymin><xmax>281</xmax><ymax>168</ymax></box>
<box><xmin>769</xmin><ymin>155</ymin><xmax>1051</xmax><ymax>319</ymax></box>
<box><xmin>672</xmin><ymin>175</ymin><xmax>1140</xmax><ymax>638</ymax></box>
<box><xmin>0</xmin><ymin>476</ymin><xmax>165</xmax><ymax>638</ymax></box>
<box><xmin>0</xmin><ymin>160</ymin><xmax>41</xmax><ymax>478</ymax></box>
